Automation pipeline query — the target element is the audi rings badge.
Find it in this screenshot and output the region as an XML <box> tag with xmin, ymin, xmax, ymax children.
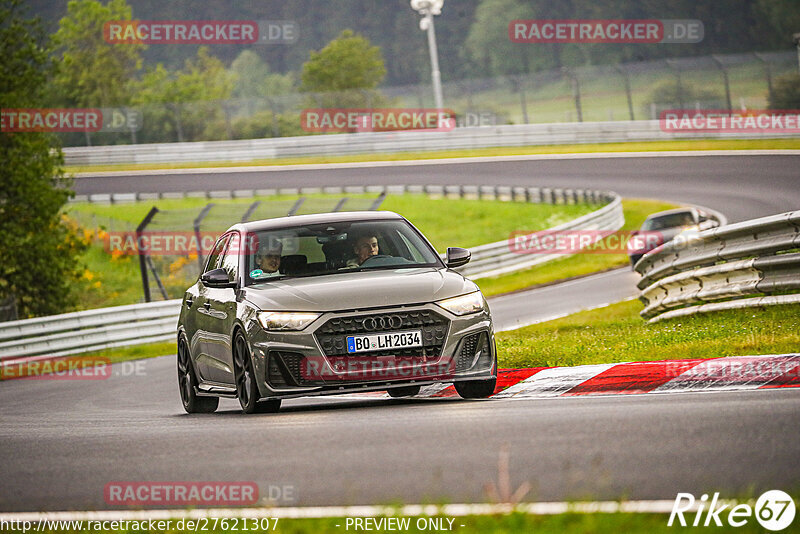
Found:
<box><xmin>362</xmin><ymin>315</ymin><xmax>404</xmax><ymax>331</ymax></box>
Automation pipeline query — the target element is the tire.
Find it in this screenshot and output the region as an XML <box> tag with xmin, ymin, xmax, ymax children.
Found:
<box><xmin>177</xmin><ymin>335</ymin><xmax>219</xmax><ymax>414</ymax></box>
<box><xmin>233</xmin><ymin>331</ymin><xmax>280</xmax><ymax>414</ymax></box>
<box><xmin>387</xmin><ymin>385</ymin><xmax>421</xmax><ymax>398</ymax></box>
<box><xmin>454</xmin><ymin>378</ymin><xmax>497</xmax><ymax>399</ymax></box>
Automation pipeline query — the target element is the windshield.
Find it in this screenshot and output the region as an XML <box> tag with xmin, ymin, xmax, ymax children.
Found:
<box><xmin>244</xmin><ymin>219</ymin><xmax>442</xmax><ymax>284</ymax></box>
<box><xmin>642</xmin><ymin>212</ymin><xmax>696</xmax><ymax>230</ymax></box>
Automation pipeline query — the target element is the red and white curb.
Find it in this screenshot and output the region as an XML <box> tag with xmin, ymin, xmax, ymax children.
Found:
<box><xmin>341</xmin><ymin>354</ymin><xmax>800</xmax><ymax>400</ymax></box>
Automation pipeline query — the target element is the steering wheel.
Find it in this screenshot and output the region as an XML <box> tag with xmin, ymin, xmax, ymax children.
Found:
<box><xmin>359</xmin><ymin>254</ymin><xmax>392</xmax><ymax>266</ymax></box>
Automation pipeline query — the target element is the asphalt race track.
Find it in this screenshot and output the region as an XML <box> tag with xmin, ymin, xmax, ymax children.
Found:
<box><xmin>2</xmin><ymin>153</ymin><xmax>798</xmax><ymax>512</ymax></box>
<box><xmin>74</xmin><ymin>153</ymin><xmax>800</xmax><ymax>222</ymax></box>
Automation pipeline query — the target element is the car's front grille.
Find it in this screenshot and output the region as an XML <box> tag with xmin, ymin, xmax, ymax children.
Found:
<box><xmin>314</xmin><ymin>309</ymin><xmax>449</xmax><ymax>357</ymax></box>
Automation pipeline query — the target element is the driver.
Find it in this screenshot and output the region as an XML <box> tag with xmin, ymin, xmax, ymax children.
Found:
<box><xmin>347</xmin><ymin>233</ymin><xmax>379</xmax><ymax>267</ymax></box>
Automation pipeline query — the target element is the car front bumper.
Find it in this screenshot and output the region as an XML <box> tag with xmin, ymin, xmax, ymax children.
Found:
<box><xmin>247</xmin><ymin>303</ymin><xmax>495</xmax><ymax>400</ymax></box>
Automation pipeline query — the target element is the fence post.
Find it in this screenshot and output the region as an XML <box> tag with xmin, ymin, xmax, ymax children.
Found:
<box><xmin>562</xmin><ymin>68</ymin><xmax>583</xmax><ymax>122</ymax></box>
<box><xmin>136</xmin><ymin>206</ymin><xmax>159</xmax><ymax>303</ymax></box>
<box><xmin>616</xmin><ymin>64</ymin><xmax>635</xmax><ymax>120</ymax></box>
<box><xmin>711</xmin><ymin>55</ymin><xmax>733</xmax><ymax>112</ymax></box>
<box><xmin>515</xmin><ymin>75</ymin><xmax>530</xmax><ymax>124</ymax></box>
<box><xmin>193</xmin><ymin>203</ymin><xmax>215</xmax><ymax>271</ymax></box>
<box><xmin>754</xmin><ymin>52</ymin><xmax>774</xmax><ymax>105</ymax></box>
<box><xmin>666</xmin><ymin>60</ymin><xmax>684</xmax><ymax>110</ymax></box>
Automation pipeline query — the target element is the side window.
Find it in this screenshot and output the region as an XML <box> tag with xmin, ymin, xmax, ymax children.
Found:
<box><xmin>220</xmin><ymin>233</ymin><xmax>240</xmax><ymax>282</ymax></box>
<box><xmin>204</xmin><ymin>235</ymin><xmax>229</xmax><ymax>274</ymax></box>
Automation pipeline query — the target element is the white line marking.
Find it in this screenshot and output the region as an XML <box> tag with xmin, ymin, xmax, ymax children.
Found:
<box><xmin>0</xmin><ymin>499</ymin><xmax>717</xmax><ymax>521</ymax></box>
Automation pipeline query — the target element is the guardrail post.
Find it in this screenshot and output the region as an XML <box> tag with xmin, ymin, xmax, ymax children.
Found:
<box><xmin>369</xmin><ymin>191</ymin><xmax>387</xmax><ymax>210</ymax></box>
<box><xmin>136</xmin><ymin>207</ymin><xmax>159</xmax><ymax>303</ymax></box>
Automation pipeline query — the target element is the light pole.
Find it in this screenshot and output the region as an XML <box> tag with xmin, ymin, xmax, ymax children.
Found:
<box><xmin>410</xmin><ymin>0</ymin><xmax>444</xmax><ymax>111</ymax></box>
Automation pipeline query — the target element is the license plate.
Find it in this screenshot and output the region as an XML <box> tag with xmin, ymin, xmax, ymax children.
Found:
<box><xmin>346</xmin><ymin>330</ymin><xmax>423</xmax><ymax>354</ymax></box>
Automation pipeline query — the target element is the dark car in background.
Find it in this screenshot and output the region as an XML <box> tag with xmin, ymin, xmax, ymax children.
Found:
<box><xmin>628</xmin><ymin>207</ymin><xmax>720</xmax><ymax>268</ymax></box>
<box><xmin>177</xmin><ymin>211</ymin><xmax>497</xmax><ymax>414</ymax></box>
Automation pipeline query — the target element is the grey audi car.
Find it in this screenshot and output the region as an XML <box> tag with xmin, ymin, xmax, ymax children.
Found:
<box><xmin>177</xmin><ymin>211</ymin><xmax>497</xmax><ymax>414</ymax></box>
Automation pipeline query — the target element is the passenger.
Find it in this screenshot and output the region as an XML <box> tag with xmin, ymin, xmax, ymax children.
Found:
<box><xmin>256</xmin><ymin>241</ymin><xmax>282</xmax><ymax>273</ymax></box>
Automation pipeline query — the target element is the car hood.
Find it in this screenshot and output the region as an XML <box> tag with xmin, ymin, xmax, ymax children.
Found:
<box><xmin>242</xmin><ymin>268</ymin><xmax>477</xmax><ymax>312</ymax></box>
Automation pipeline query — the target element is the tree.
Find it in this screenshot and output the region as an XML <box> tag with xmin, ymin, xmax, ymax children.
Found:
<box><xmin>0</xmin><ymin>0</ymin><xmax>86</xmax><ymax>318</ymax></box>
<box><xmin>131</xmin><ymin>47</ymin><xmax>234</xmax><ymax>142</ymax></box>
<box><xmin>230</xmin><ymin>50</ymin><xmax>294</xmax><ymax>100</ymax></box>
<box><xmin>300</xmin><ymin>29</ymin><xmax>386</xmax><ymax>108</ymax></box>
<box><xmin>51</xmin><ymin>0</ymin><xmax>143</xmax><ymax>107</ymax></box>
<box><xmin>769</xmin><ymin>73</ymin><xmax>800</xmax><ymax>109</ymax></box>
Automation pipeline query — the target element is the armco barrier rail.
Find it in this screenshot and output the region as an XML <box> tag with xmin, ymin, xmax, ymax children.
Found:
<box><xmin>634</xmin><ymin>210</ymin><xmax>800</xmax><ymax>322</ymax></box>
<box><xmin>62</xmin><ymin>120</ymin><xmax>799</xmax><ymax>167</ymax></box>
<box><xmin>1</xmin><ymin>184</ymin><xmax>622</xmax><ymax>360</ymax></box>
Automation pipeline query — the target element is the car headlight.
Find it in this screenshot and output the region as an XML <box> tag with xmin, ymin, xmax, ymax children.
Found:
<box><xmin>435</xmin><ymin>291</ymin><xmax>485</xmax><ymax>316</ymax></box>
<box><xmin>256</xmin><ymin>311</ymin><xmax>320</xmax><ymax>331</ymax></box>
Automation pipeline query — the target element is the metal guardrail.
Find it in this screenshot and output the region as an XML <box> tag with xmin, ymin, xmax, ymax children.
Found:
<box><xmin>635</xmin><ymin>210</ymin><xmax>800</xmax><ymax>322</ymax></box>
<box><xmin>62</xmin><ymin>120</ymin><xmax>800</xmax><ymax>167</ymax></box>
<box><xmin>2</xmin><ymin>184</ymin><xmax>621</xmax><ymax>360</ymax></box>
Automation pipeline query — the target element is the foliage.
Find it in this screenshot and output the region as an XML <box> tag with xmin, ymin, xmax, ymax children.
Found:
<box><xmin>0</xmin><ymin>0</ymin><xmax>87</xmax><ymax>317</ymax></box>
<box><xmin>130</xmin><ymin>47</ymin><xmax>234</xmax><ymax>142</ymax></box>
<box><xmin>768</xmin><ymin>72</ymin><xmax>800</xmax><ymax>109</ymax></box>
<box><xmin>229</xmin><ymin>50</ymin><xmax>295</xmax><ymax>100</ymax></box>
<box><xmin>50</xmin><ymin>0</ymin><xmax>143</xmax><ymax>107</ymax></box>
<box><xmin>300</xmin><ymin>30</ymin><xmax>387</xmax><ymax>108</ymax></box>
<box><xmin>644</xmin><ymin>79</ymin><xmax>722</xmax><ymax>113</ymax></box>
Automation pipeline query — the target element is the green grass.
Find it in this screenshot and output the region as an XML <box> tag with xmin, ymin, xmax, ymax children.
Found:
<box><xmin>475</xmin><ymin>198</ymin><xmax>679</xmax><ymax>297</ymax></box>
<box><xmin>29</xmin><ymin>510</ymin><xmax>780</xmax><ymax>533</ymax></box>
<box><xmin>66</xmin><ymin>193</ymin><xmax>597</xmax><ymax>309</ymax></box>
<box><xmin>66</xmin><ymin>138</ymin><xmax>800</xmax><ymax>174</ymax></box>
<box><xmin>496</xmin><ymin>300</ymin><xmax>800</xmax><ymax>369</ymax></box>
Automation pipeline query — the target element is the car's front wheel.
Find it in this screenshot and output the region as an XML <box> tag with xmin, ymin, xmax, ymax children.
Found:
<box><xmin>233</xmin><ymin>331</ymin><xmax>281</xmax><ymax>414</ymax></box>
<box><xmin>177</xmin><ymin>335</ymin><xmax>219</xmax><ymax>413</ymax></box>
<box><xmin>454</xmin><ymin>378</ymin><xmax>497</xmax><ymax>399</ymax></box>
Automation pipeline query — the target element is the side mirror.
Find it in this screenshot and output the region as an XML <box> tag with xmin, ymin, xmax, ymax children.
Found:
<box><xmin>201</xmin><ymin>268</ymin><xmax>237</xmax><ymax>288</ymax></box>
<box><xmin>445</xmin><ymin>247</ymin><xmax>471</xmax><ymax>268</ymax></box>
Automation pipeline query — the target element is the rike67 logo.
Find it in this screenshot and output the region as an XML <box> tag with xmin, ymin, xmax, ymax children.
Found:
<box><xmin>669</xmin><ymin>490</ymin><xmax>796</xmax><ymax>531</ymax></box>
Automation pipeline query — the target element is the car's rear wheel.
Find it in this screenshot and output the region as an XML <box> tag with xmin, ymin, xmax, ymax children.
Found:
<box><xmin>454</xmin><ymin>378</ymin><xmax>497</xmax><ymax>399</ymax></box>
<box><xmin>177</xmin><ymin>336</ymin><xmax>219</xmax><ymax>413</ymax></box>
<box><xmin>387</xmin><ymin>385</ymin><xmax>421</xmax><ymax>397</ymax></box>
<box><xmin>233</xmin><ymin>331</ymin><xmax>281</xmax><ymax>414</ymax></box>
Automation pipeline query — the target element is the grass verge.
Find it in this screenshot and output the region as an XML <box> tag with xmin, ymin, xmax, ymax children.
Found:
<box><xmin>475</xmin><ymin>198</ymin><xmax>679</xmax><ymax>297</ymax></box>
<box><xmin>496</xmin><ymin>300</ymin><xmax>800</xmax><ymax>369</ymax></box>
<box><xmin>66</xmin><ymin>194</ymin><xmax>596</xmax><ymax>309</ymax></box>
<box><xmin>66</xmin><ymin>138</ymin><xmax>800</xmax><ymax>174</ymax></box>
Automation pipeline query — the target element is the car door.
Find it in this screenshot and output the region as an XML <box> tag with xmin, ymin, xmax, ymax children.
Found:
<box><xmin>194</xmin><ymin>234</ymin><xmax>229</xmax><ymax>383</ymax></box>
<box><xmin>202</xmin><ymin>232</ymin><xmax>240</xmax><ymax>385</ymax></box>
